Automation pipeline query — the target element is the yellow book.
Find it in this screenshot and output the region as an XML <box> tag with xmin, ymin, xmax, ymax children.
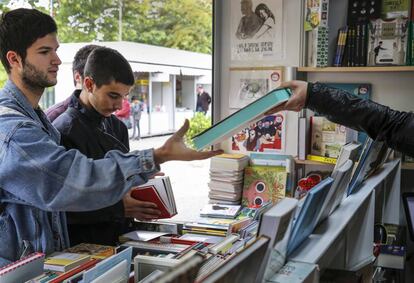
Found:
<box><xmin>306</xmin><ymin>154</ymin><xmax>337</xmax><ymax>164</ymax></box>
<box><xmin>44</xmin><ymin>252</ymin><xmax>90</xmax><ymax>272</ymax></box>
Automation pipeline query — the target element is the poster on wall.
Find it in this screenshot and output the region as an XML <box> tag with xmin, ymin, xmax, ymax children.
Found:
<box><xmin>231</xmin><ymin>0</ymin><xmax>284</xmax><ymax>63</ymax></box>
<box><xmin>228</xmin><ymin>67</ymin><xmax>283</xmax><ymax>109</ymax></box>
<box><xmin>231</xmin><ymin>112</ymin><xmax>286</xmax><ymax>153</ymax></box>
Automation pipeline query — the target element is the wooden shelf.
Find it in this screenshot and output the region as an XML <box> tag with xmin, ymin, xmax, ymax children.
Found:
<box><xmin>402</xmin><ymin>162</ymin><xmax>414</xmax><ymax>170</ymax></box>
<box><xmin>298</xmin><ymin>66</ymin><xmax>414</xmax><ymax>73</ymax></box>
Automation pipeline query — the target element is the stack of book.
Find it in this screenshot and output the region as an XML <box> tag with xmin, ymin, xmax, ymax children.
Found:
<box><xmin>208</xmin><ymin>154</ymin><xmax>249</xmax><ymax>204</ymax></box>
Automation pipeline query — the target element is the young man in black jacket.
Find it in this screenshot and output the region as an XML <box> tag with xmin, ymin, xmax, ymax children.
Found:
<box><xmin>268</xmin><ymin>80</ymin><xmax>414</xmax><ymax>157</ymax></box>
<box><xmin>51</xmin><ymin>47</ymin><xmax>161</xmax><ymax>246</ymax></box>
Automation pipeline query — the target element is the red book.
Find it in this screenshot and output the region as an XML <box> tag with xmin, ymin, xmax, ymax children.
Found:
<box><xmin>131</xmin><ymin>177</ymin><xmax>177</xmax><ymax>219</ymax></box>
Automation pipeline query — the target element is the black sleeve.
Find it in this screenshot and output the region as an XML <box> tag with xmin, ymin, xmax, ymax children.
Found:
<box><xmin>306</xmin><ymin>82</ymin><xmax>414</xmax><ymax>157</ymax></box>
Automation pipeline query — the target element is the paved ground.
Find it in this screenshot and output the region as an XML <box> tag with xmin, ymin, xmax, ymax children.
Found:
<box><xmin>129</xmin><ymin>135</ymin><xmax>210</xmax><ymax>222</ymax></box>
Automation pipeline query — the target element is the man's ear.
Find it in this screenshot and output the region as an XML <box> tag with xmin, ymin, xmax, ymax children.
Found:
<box><xmin>6</xmin><ymin>51</ymin><xmax>23</xmax><ymax>71</ymax></box>
<box><xmin>83</xmin><ymin>76</ymin><xmax>94</xmax><ymax>93</ymax></box>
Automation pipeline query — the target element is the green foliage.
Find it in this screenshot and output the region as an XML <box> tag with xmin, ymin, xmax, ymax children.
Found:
<box><xmin>0</xmin><ymin>67</ymin><xmax>7</xmax><ymax>88</ymax></box>
<box><xmin>0</xmin><ymin>0</ymin><xmax>212</xmax><ymax>53</ymax></box>
<box><xmin>184</xmin><ymin>112</ymin><xmax>211</xmax><ymax>148</ymax></box>
<box><xmin>53</xmin><ymin>0</ymin><xmax>212</xmax><ymax>54</ymax></box>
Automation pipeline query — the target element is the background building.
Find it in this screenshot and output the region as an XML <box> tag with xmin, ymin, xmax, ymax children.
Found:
<box><xmin>52</xmin><ymin>41</ymin><xmax>212</xmax><ymax>136</ymax></box>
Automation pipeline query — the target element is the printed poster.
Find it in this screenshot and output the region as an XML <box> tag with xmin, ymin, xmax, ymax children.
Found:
<box><xmin>228</xmin><ymin>68</ymin><xmax>283</xmax><ymax>109</ymax></box>
<box><xmin>231</xmin><ymin>0</ymin><xmax>284</xmax><ymax>63</ymax></box>
<box><xmin>231</xmin><ymin>112</ymin><xmax>286</xmax><ymax>153</ymax></box>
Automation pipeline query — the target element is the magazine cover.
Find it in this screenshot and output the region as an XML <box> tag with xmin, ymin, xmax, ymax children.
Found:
<box><xmin>242</xmin><ymin>165</ymin><xmax>287</xmax><ymax>207</ymax></box>
<box><xmin>229</xmin><ymin>68</ymin><xmax>283</xmax><ymax>109</ymax></box>
<box><xmin>231</xmin><ymin>113</ymin><xmax>286</xmax><ymax>153</ymax></box>
<box><xmin>231</xmin><ymin>0</ymin><xmax>284</xmax><ymax>63</ymax></box>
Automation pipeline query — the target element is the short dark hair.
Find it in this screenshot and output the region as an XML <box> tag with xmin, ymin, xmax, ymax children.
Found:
<box><xmin>84</xmin><ymin>47</ymin><xmax>134</xmax><ymax>88</ymax></box>
<box><xmin>72</xmin><ymin>44</ymin><xmax>100</xmax><ymax>79</ymax></box>
<box><xmin>0</xmin><ymin>8</ymin><xmax>57</xmax><ymax>73</ymax></box>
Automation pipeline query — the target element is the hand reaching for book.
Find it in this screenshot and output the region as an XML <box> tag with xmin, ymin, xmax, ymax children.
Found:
<box><xmin>154</xmin><ymin>119</ymin><xmax>223</xmax><ymax>164</ymax></box>
<box><xmin>265</xmin><ymin>80</ymin><xmax>309</xmax><ymax>115</ymax></box>
<box><xmin>123</xmin><ymin>190</ymin><xmax>161</xmax><ymax>220</ymax></box>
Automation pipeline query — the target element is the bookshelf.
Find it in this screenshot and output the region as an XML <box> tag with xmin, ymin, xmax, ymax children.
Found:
<box><xmin>289</xmin><ymin>159</ymin><xmax>401</xmax><ymax>271</ymax></box>
<box><xmin>298</xmin><ymin>66</ymin><xmax>414</xmax><ymax>73</ymax></box>
<box><xmin>402</xmin><ymin>162</ymin><xmax>414</xmax><ymax>170</ymax></box>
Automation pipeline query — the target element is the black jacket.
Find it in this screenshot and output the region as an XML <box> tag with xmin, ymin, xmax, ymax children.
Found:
<box><xmin>53</xmin><ymin>90</ymin><xmax>131</xmax><ymax>246</ymax></box>
<box><xmin>307</xmin><ymin>82</ymin><xmax>414</xmax><ymax>157</ymax></box>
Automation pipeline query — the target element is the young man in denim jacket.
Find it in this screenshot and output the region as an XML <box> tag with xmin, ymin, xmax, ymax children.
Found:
<box><xmin>0</xmin><ymin>8</ymin><xmax>221</xmax><ymax>266</ymax></box>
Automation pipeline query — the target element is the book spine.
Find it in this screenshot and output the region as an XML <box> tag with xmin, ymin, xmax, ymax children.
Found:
<box><xmin>316</xmin><ymin>26</ymin><xmax>329</xmax><ymax>67</ymax></box>
<box><xmin>333</xmin><ymin>28</ymin><xmax>344</xmax><ymax>67</ymax></box>
<box><xmin>306</xmin><ymin>154</ymin><xmax>337</xmax><ymax>164</ymax></box>
<box><xmin>411</xmin><ymin>21</ymin><xmax>414</xmax><ymax>65</ymax></box>
<box><xmin>338</xmin><ymin>27</ymin><xmax>348</xmax><ymax>66</ymax></box>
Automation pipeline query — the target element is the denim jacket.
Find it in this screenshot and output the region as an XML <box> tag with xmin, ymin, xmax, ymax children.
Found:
<box><xmin>0</xmin><ymin>80</ymin><xmax>159</xmax><ymax>266</ymax></box>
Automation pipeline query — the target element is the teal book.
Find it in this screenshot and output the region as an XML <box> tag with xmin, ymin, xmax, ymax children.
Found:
<box><xmin>192</xmin><ymin>88</ymin><xmax>291</xmax><ymax>150</ymax></box>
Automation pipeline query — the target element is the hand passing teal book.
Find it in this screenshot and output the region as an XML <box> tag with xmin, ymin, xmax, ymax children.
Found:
<box><xmin>192</xmin><ymin>88</ymin><xmax>291</xmax><ymax>150</ymax></box>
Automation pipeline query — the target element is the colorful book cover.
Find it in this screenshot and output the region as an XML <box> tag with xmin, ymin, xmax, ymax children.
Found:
<box><xmin>381</xmin><ymin>0</ymin><xmax>411</xmax><ymax>19</ymax></box>
<box><xmin>310</xmin><ymin>116</ymin><xmax>355</xmax><ymax>159</ymax></box>
<box><xmin>242</xmin><ymin>165</ymin><xmax>287</xmax><ymax>207</ymax></box>
<box><xmin>231</xmin><ymin>113</ymin><xmax>286</xmax><ymax>153</ymax></box>
<box><xmin>367</xmin><ymin>18</ymin><xmax>409</xmax><ymax>66</ymax></box>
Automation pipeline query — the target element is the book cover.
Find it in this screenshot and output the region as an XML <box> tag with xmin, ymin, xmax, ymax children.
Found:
<box><xmin>44</xmin><ymin>252</ymin><xmax>90</xmax><ymax>273</ymax></box>
<box><xmin>242</xmin><ymin>165</ymin><xmax>287</xmax><ymax>207</ymax></box>
<box><xmin>82</xmin><ymin>246</ymin><xmax>132</xmax><ymax>283</ymax></box>
<box><xmin>258</xmin><ymin>198</ymin><xmax>298</xmax><ymax>278</ymax></box>
<box><xmin>131</xmin><ymin>176</ymin><xmax>177</xmax><ymax>219</ymax></box>
<box><xmin>367</xmin><ymin>18</ymin><xmax>409</xmax><ymax>66</ymax></box>
<box><xmin>310</xmin><ymin>116</ymin><xmax>357</xmax><ymax>159</ymax></box>
<box><xmin>287</xmin><ymin>177</ymin><xmax>334</xmax><ymax>256</ymax></box>
<box><xmin>347</xmin><ymin>138</ymin><xmax>390</xmax><ymax>195</ymax></box>
<box><xmin>347</xmin><ymin>0</ymin><xmax>382</xmax><ymax>24</ymax></box>
<box><xmin>199</xmin><ymin>204</ymin><xmax>241</xmax><ymax>219</ymax></box>
<box><xmin>381</xmin><ymin>0</ymin><xmax>411</xmax><ymax>19</ymax></box>
<box><xmin>64</xmin><ymin>243</ymin><xmax>115</xmax><ymax>259</ymax></box>
<box><xmin>231</xmin><ymin>113</ymin><xmax>286</xmax><ymax>153</ymax></box>
<box><xmin>192</xmin><ymin>88</ymin><xmax>291</xmax><ymax>150</ymax></box>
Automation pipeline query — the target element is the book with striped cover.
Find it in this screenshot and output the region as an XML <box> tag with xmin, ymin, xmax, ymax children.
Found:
<box><xmin>0</xmin><ymin>252</ymin><xmax>44</xmax><ymax>283</ymax></box>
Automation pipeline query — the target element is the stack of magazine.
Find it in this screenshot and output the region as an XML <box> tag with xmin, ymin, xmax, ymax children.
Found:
<box><xmin>208</xmin><ymin>154</ymin><xmax>249</xmax><ymax>204</ymax></box>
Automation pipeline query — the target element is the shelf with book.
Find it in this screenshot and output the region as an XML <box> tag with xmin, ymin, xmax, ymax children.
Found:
<box><xmin>289</xmin><ymin>159</ymin><xmax>401</xmax><ymax>270</ymax></box>
<box><xmin>298</xmin><ymin>66</ymin><xmax>414</xmax><ymax>73</ymax></box>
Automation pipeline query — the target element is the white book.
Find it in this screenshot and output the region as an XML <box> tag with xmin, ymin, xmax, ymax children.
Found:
<box><xmin>333</xmin><ymin>142</ymin><xmax>361</xmax><ymax>172</ymax></box>
<box><xmin>257</xmin><ymin>198</ymin><xmax>298</xmax><ymax>280</ymax></box>
<box><xmin>317</xmin><ymin>159</ymin><xmax>354</xmax><ymax>224</ymax></box>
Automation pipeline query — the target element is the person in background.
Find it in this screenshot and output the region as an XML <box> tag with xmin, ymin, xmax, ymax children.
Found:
<box><xmin>267</xmin><ymin>80</ymin><xmax>414</xmax><ymax>157</ymax></box>
<box><xmin>46</xmin><ymin>44</ymin><xmax>99</xmax><ymax>122</ymax></box>
<box><xmin>115</xmin><ymin>94</ymin><xmax>131</xmax><ymax>129</ymax></box>
<box><xmin>196</xmin><ymin>85</ymin><xmax>212</xmax><ymax>115</ymax></box>
<box><xmin>131</xmin><ymin>96</ymin><xmax>142</xmax><ymax>140</ymax></box>
<box><xmin>52</xmin><ymin>47</ymin><xmax>160</xmax><ymax>246</ymax></box>
<box><xmin>0</xmin><ymin>8</ymin><xmax>222</xmax><ymax>265</ymax></box>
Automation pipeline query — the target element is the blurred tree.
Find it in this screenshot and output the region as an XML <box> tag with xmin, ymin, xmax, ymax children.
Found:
<box><xmin>53</xmin><ymin>0</ymin><xmax>212</xmax><ymax>53</ymax></box>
